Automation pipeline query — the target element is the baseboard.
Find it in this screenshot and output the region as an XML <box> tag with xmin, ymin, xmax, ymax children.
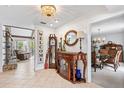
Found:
<box><xmin>34</xmin><ymin>64</ymin><xmax>44</xmax><ymax>71</ymax></box>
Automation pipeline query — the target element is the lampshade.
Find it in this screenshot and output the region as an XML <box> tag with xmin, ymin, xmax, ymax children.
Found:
<box><xmin>41</xmin><ymin>5</ymin><xmax>56</xmax><ymax>17</ymax></box>
<box><xmin>77</xmin><ymin>31</ymin><xmax>85</xmax><ymax>38</ymax></box>
<box><xmin>92</xmin><ymin>37</ymin><xmax>106</xmax><ymax>43</ymax></box>
<box><xmin>97</xmin><ymin>37</ymin><xmax>101</xmax><ymax>42</ymax></box>
<box><xmin>102</xmin><ymin>37</ymin><xmax>106</xmax><ymax>42</ymax></box>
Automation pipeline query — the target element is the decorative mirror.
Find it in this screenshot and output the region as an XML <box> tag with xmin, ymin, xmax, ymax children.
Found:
<box><xmin>65</xmin><ymin>30</ymin><xmax>78</xmax><ymax>46</ymax></box>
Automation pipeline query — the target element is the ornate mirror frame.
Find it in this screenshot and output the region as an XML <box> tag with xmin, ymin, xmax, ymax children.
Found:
<box><xmin>65</xmin><ymin>30</ymin><xmax>78</xmax><ymax>46</ymax></box>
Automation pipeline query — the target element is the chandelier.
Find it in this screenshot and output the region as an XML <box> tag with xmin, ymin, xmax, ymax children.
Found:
<box><xmin>41</xmin><ymin>5</ymin><xmax>56</xmax><ymax>17</ymax></box>
<box><xmin>92</xmin><ymin>29</ymin><xmax>106</xmax><ymax>44</ymax></box>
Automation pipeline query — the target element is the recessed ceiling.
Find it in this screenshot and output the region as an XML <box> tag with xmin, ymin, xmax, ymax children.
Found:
<box><xmin>0</xmin><ymin>5</ymin><xmax>124</xmax><ymax>29</ymax></box>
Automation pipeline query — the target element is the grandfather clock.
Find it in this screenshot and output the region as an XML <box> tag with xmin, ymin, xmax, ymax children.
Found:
<box><xmin>49</xmin><ymin>34</ymin><xmax>57</xmax><ymax>69</ymax></box>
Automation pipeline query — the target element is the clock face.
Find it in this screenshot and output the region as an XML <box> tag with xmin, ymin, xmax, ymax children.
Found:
<box><xmin>50</xmin><ymin>38</ymin><xmax>55</xmax><ymax>45</ymax></box>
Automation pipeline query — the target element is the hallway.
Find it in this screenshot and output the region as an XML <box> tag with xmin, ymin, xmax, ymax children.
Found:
<box><xmin>16</xmin><ymin>56</ymin><xmax>34</xmax><ymax>73</ymax></box>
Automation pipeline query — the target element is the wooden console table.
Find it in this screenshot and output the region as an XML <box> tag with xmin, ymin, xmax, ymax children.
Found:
<box><xmin>56</xmin><ymin>51</ymin><xmax>87</xmax><ymax>83</ymax></box>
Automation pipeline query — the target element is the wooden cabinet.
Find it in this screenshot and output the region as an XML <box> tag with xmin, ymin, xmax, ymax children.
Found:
<box><xmin>56</xmin><ymin>51</ymin><xmax>87</xmax><ymax>83</ymax></box>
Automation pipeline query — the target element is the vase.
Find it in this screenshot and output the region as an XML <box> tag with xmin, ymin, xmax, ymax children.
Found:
<box><xmin>76</xmin><ymin>69</ymin><xmax>81</xmax><ymax>80</ymax></box>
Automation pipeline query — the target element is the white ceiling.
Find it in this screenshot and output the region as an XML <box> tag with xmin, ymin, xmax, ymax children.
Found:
<box><xmin>0</xmin><ymin>5</ymin><xmax>124</xmax><ymax>29</ymax></box>
<box><xmin>91</xmin><ymin>8</ymin><xmax>124</xmax><ymax>35</ymax></box>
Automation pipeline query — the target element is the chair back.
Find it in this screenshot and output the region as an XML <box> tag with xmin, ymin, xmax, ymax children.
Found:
<box><xmin>114</xmin><ymin>50</ymin><xmax>122</xmax><ymax>64</ymax></box>
<box><xmin>108</xmin><ymin>49</ymin><xmax>117</xmax><ymax>58</ymax></box>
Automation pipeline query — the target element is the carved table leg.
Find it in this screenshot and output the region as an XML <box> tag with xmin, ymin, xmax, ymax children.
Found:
<box><xmin>94</xmin><ymin>64</ymin><xmax>96</xmax><ymax>72</ymax></box>
<box><xmin>57</xmin><ymin>59</ymin><xmax>60</xmax><ymax>73</ymax></box>
<box><xmin>68</xmin><ymin>63</ymin><xmax>70</xmax><ymax>80</ymax></box>
<box><xmin>73</xmin><ymin>61</ymin><xmax>76</xmax><ymax>83</ymax></box>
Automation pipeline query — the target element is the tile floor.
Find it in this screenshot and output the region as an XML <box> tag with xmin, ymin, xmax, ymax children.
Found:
<box><xmin>92</xmin><ymin>63</ymin><xmax>124</xmax><ymax>88</ymax></box>
<box><xmin>0</xmin><ymin>58</ymin><xmax>101</xmax><ymax>88</ymax></box>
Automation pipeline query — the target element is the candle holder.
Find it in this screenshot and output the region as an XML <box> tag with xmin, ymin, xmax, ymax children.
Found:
<box><xmin>77</xmin><ymin>31</ymin><xmax>85</xmax><ymax>52</ymax></box>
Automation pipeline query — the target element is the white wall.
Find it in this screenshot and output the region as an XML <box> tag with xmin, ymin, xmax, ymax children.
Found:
<box><xmin>55</xmin><ymin>19</ymin><xmax>88</xmax><ymax>53</ymax></box>
<box><xmin>0</xmin><ymin>24</ymin><xmax>3</xmax><ymax>72</ymax></box>
<box><xmin>104</xmin><ymin>31</ymin><xmax>124</xmax><ymax>47</ymax></box>
<box><xmin>34</xmin><ymin>26</ymin><xmax>55</xmax><ymax>69</ymax></box>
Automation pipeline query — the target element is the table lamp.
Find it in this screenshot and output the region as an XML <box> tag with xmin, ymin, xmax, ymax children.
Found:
<box><xmin>77</xmin><ymin>31</ymin><xmax>85</xmax><ymax>52</ymax></box>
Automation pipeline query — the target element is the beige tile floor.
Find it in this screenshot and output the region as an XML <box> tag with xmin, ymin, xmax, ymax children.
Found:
<box><xmin>0</xmin><ymin>58</ymin><xmax>101</xmax><ymax>88</ymax></box>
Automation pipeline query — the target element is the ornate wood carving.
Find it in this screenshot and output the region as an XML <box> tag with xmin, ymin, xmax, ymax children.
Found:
<box><xmin>100</xmin><ymin>42</ymin><xmax>123</xmax><ymax>62</ymax></box>
<box><xmin>56</xmin><ymin>51</ymin><xmax>87</xmax><ymax>83</ymax></box>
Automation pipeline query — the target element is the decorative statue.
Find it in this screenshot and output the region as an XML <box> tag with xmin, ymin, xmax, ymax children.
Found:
<box><xmin>59</xmin><ymin>37</ymin><xmax>63</xmax><ymax>51</ymax></box>
<box><xmin>63</xmin><ymin>40</ymin><xmax>66</xmax><ymax>51</ymax></box>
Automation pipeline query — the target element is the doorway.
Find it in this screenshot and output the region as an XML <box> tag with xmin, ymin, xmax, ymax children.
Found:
<box><xmin>4</xmin><ymin>25</ymin><xmax>36</xmax><ymax>73</ymax></box>
<box><xmin>90</xmin><ymin>20</ymin><xmax>124</xmax><ymax>88</ymax></box>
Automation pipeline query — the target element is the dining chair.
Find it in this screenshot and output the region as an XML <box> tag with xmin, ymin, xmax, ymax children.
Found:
<box><xmin>101</xmin><ymin>50</ymin><xmax>122</xmax><ymax>72</ymax></box>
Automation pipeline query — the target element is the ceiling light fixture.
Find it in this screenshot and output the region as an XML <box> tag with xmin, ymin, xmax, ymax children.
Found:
<box><xmin>41</xmin><ymin>5</ymin><xmax>56</xmax><ymax>17</ymax></box>
<box><xmin>92</xmin><ymin>28</ymin><xmax>106</xmax><ymax>44</ymax></box>
<box><xmin>55</xmin><ymin>19</ymin><xmax>59</xmax><ymax>23</ymax></box>
<box><xmin>50</xmin><ymin>23</ymin><xmax>53</xmax><ymax>27</ymax></box>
